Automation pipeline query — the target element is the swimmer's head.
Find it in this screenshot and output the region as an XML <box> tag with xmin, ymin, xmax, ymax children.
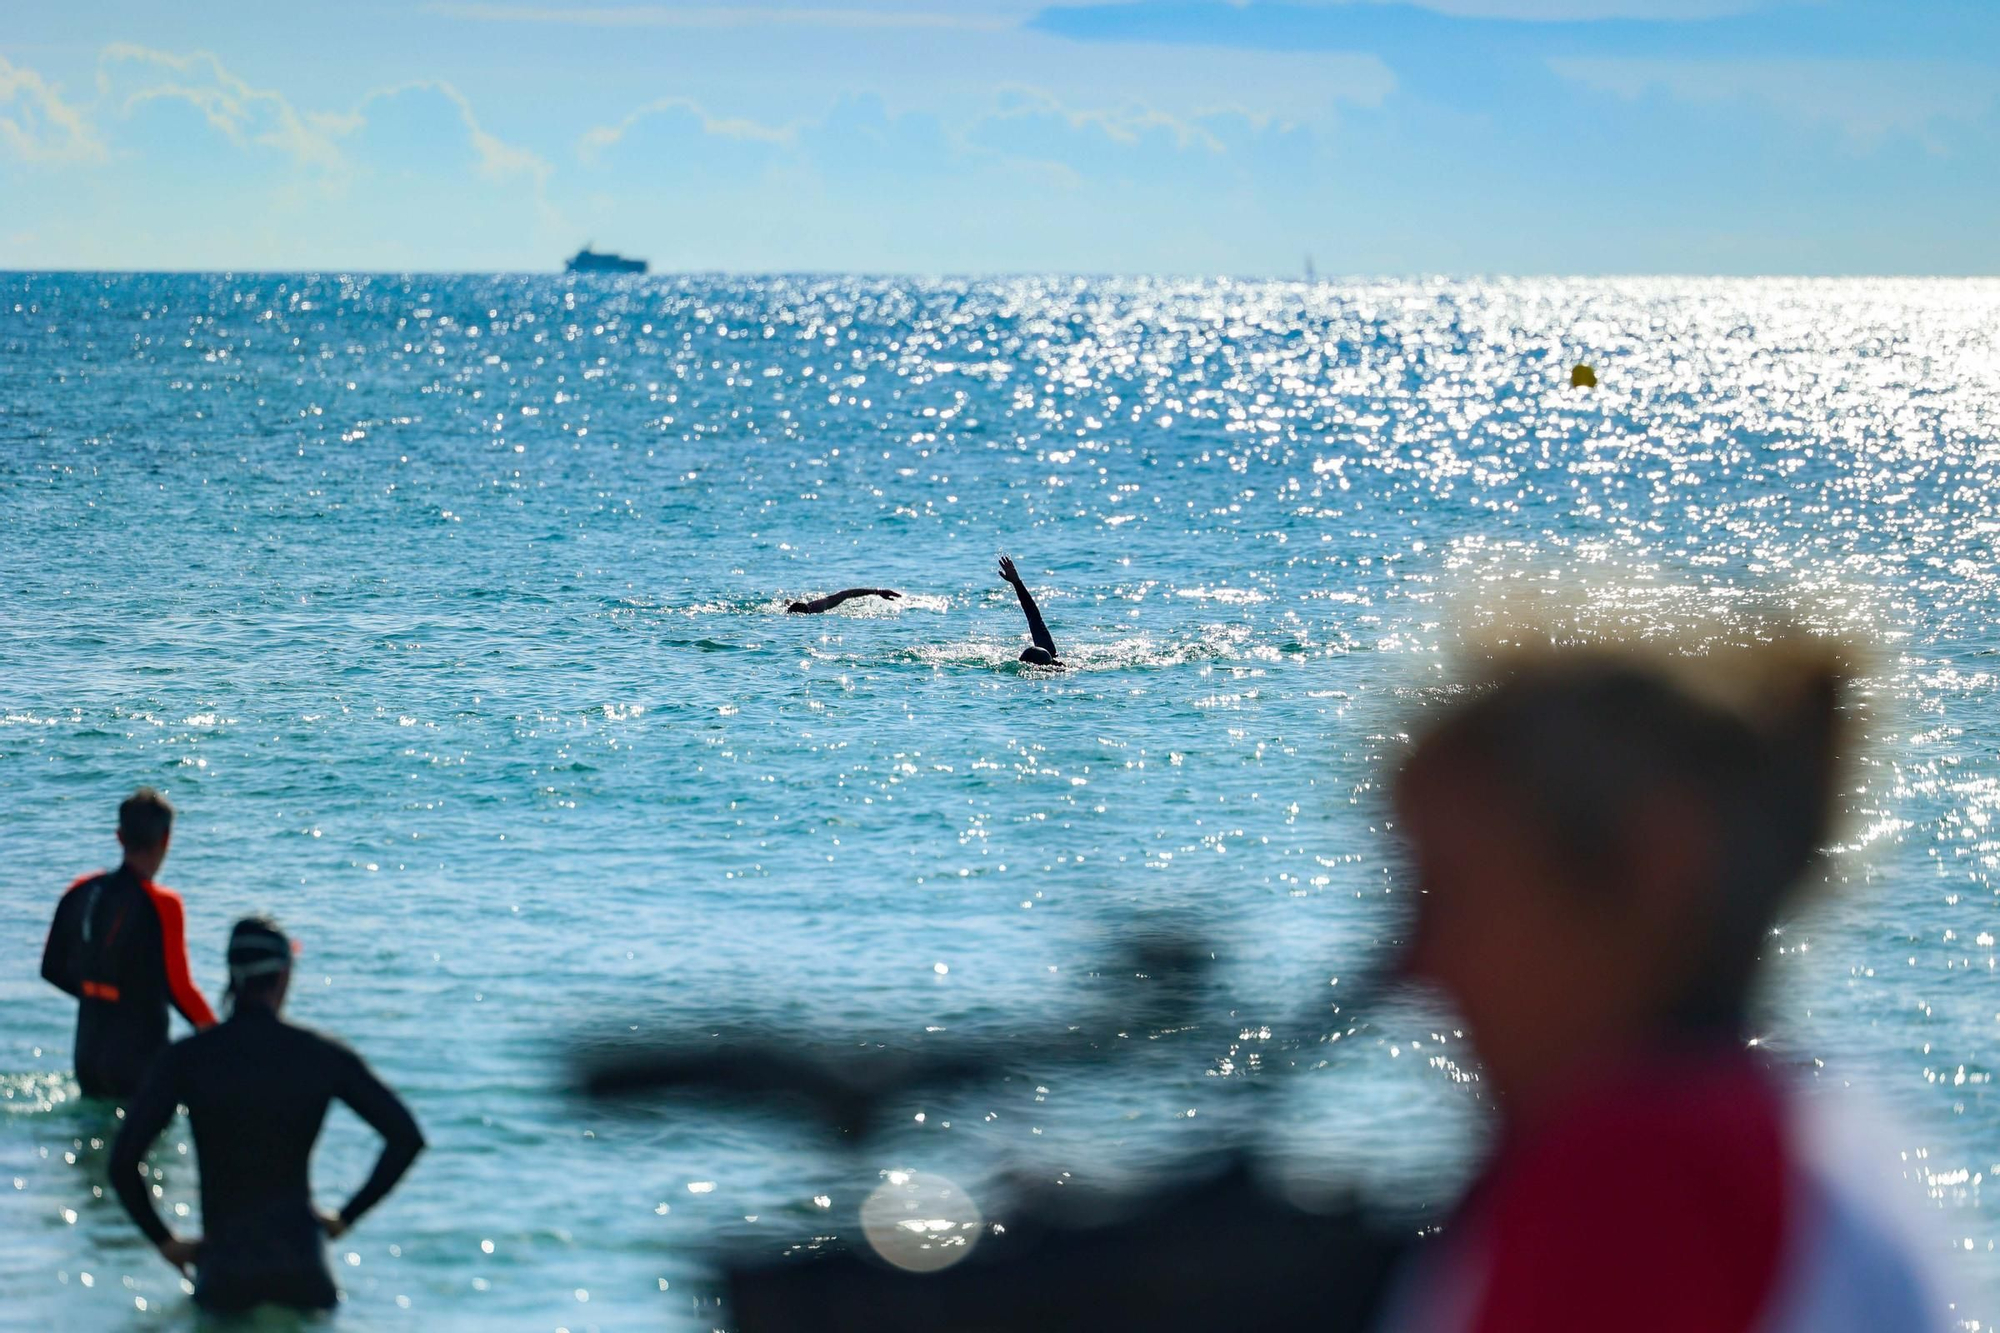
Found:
<box><xmin>1019</xmin><ymin>646</ymin><xmax>1056</xmax><ymax>667</ymax></box>
<box><xmin>225</xmin><ymin>915</ymin><xmax>296</xmax><ymax>1013</ymax></box>
<box><xmin>1393</xmin><ymin>626</ymin><xmax>1853</xmax><ymax>1106</ymax></box>
<box><xmin>786</xmin><ymin>600</ymin><xmax>809</xmax><ymax>613</ymax></box>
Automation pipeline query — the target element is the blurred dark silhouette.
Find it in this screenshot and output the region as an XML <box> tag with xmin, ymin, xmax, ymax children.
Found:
<box><xmin>998</xmin><ymin>553</ymin><xmax>1060</xmax><ymax>666</ymax></box>
<box><xmin>581</xmin><ymin>934</ymin><xmax>1217</xmax><ymax>1139</ymax></box>
<box><xmin>786</xmin><ymin>587</ymin><xmax>903</xmax><ymax>614</ymax></box>
<box><xmin>111</xmin><ymin>917</ymin><xmax>425</xmax><ymax>1315</ymax></box>
<box><xmin>582</xmin><ymin>932</ymin><xmax>1408</xmax><ymax>1331</ymax></box>
<box><xmin>727</xmin><ymin>1159</ymin><xmax>1403</xmax><ymax>1333</ymax></box>
<box><xmin>40</xmin><ymin>787</ymin><xmax>216</xmax><ymax>1098</ymax></box>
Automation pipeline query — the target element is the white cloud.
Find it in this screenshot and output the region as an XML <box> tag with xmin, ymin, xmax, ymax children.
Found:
<box><xmin>575</xmin><ymin>80</ymin><xmax>1324</xmax><ymax>223</ymax></box>
<box><xmin>579</xmin><ymin>96</ymin><xmax>795</xmax><ymax>163</ymax></box>
<box><xmin>95</xmin><ymin>46</ymin><xmax>553</xmax><ymax>189</ymax></box>
<box><xmin>578</xmin><ymin>84</ymin><xmax>1260</xmax><ymax>177</ymax></box>
<box><xmin>99</xmin><ymin>43</ymin><xmax>344</xmax><ymax>171</ymax></box>
<box><xmin>986</xmin><ymin>85</ymin><xmax>1232</xmax><ymax>153</ymax></box>
<box><xmin>0</xmin><ymin>53</ymin><xmax>107</xmax><ymax>163</ymax></box>
<box><xmin>425</xmin><ymin>3</ymin><xmax>1012</xmax><ymax>32</ymax></box>
<box><xmin>75</xmin><ymin>45</ymin><xmax>567</xmax><ymax>259</ymax></box>
<box><xmin>359</xmin><ymin>79</ymin><xmax>554</xmax><ymax>186</ymax></box>
<box><xmin>1552</xmin><ymin>57</ymin><xmax>1997</xmax><ymax>149</ymax></box>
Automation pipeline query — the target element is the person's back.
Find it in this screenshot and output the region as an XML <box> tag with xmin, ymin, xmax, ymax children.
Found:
<box><xmin>41</xmin><ymin>789</ymin><xmax>215</xmax><ymax>1097</ymax></box>
<box><xmin>111</xmin><ymin>918</ymin><xmax>424</xmax><ymax>1314</ymax></box>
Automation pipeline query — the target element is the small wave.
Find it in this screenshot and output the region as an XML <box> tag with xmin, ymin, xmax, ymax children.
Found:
<box><xmin>890</xmin><ymin>631</ymin><xmax>1243</xmax><ymax>672</ymax></box>
<box><xmin>660</xmin><ymin>637</ymin><xmax>756</xmax><ymax>652</ymax></box>
<box><xmin>1172</xmin><ymin>586</ymin><xmax>1270</xmax><ymax>605</ymax></box>
<box><xmin>880</xmin><ymin>592</ymin><xmax>951</xmax><ymax>614</ymax></box>
<box><xmin>465</xmin><ymin>586</ymin><xmax>554</xmax><ymax>603</ymax></box>
<box><xmin>631</xmin><ymin>597</ymin><xmax>778</xmax><ymax>617</ymax></box>
<box><xmin>895</xmin><ymin>639</ymin><xmax>1030</xmax><ymax>670</ymax></box>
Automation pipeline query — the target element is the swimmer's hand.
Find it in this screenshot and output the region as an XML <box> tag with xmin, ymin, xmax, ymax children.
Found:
<box><xmin>318</xmin><ymin>1208</ymin><xmax>349</xmax><ymax>1240</ymax></box>
<box><xmin>876</xmin><ymin>588</ymin><xmax>903</xmax><ymax>600</ymax></box>
<box><xmin>998</xmin><ymin>554</ymin><xmax>1021</xmax><ymax>585</ymax></box>
<box><xmin>157</xmin><ymin>1234</ymin><xmax>201</xmax><ymax>1274</ymax></box>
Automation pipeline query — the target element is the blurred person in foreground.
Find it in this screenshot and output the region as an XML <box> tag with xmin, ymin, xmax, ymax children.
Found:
<box><xmin>111</xmin><ymin>917</ymin><xmax>425</xmax><ymax>1314</ymax></box>
<box><xmin>41</xmin><ymin>788</ymin><xmax>216</xmax><ymax>1098</ymax></box>
<box><xmin>1375</xmin><ymin>625</ymin><xmax>1945</xmax><ymax>1332</ymax></box>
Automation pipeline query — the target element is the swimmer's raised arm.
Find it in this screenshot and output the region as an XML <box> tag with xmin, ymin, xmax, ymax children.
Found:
<box><xmin>787</xmin><ymin>588</ymin><xmax>903</xmax><ymax>614</ymax></box>
<box><xmin>998</xmin><ymin>554</ymin><xmax>1059</xmax><ymax>664</ymax></box>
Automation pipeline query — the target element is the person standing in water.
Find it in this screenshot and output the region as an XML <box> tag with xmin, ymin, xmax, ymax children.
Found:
<box><xmin>111</xmin><ymin>917</ymin><xmax>425</xmax><ymax>1314</ymax></box>
<box><xmin>40</xmin><ymin>788</ymin><xmax>216</xmax><ymax>1099</ymax></box>
<box><xmin>998</xmin><ymin>553</ymin><xmax>1060</xmax><ymax>666</ymax></box>
<box><xmin>1374</xmin><ymin>627</ymin><xmax>1943</xmax><ymax>1332</ymax></box>
<box><xmin>787</xmin><ymin>587</ymin><xmax>902</xmax><ymax>614</ymax></box>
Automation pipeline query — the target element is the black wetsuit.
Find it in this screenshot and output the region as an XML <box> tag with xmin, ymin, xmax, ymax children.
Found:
<box><xmin>41</xmin><ymin>866</ymin><xmax>216</xmax><ymax>1098</ymax></box>
<box><xmin>1005</xmin><ymin>576</ymin><xmax>1060</xmax><ymax>665</ymax></box>
<box><xmin>110</xmin><ymin>1006</ymin><xmax>425</xmax><ymax>1313</ymax></box>
<box><xmin>788</xmin><ymin>588</ymin><xmax>900</xmax><ymax>614</ymax></box>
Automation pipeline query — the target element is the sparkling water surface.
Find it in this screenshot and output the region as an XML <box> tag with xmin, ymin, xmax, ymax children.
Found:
<box><xmin>2</xmin><ymin>273</ymin><xmax>1998</xmax><ymax>1329</ymax></box>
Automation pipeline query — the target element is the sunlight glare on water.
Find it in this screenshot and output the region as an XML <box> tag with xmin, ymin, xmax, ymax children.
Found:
<box><xmin>2</xmin><ymin>274</ymin><xmax>1999</xmax><ymax>1327</ymax></box>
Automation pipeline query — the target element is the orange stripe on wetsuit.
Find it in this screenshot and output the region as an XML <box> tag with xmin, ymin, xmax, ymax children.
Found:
<box><xmin>144</xmin><ymin>882</ymin><xmax>217</xmax><ymax>1028</ymax></box>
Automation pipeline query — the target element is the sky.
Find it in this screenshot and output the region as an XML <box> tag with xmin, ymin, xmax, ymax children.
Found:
<box><xmin>0</xmin><ymin>0</ymin><xmax>1995</xmax><ymax>274</ymax></box>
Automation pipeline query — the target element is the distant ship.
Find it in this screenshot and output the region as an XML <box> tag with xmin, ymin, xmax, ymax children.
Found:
<box><xmin>565</xmin><ymin>246</ymin><xmax>647</xmax><ymax>275</ymax></box>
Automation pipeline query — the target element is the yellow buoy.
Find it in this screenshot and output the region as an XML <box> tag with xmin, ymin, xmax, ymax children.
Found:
<box><xmin>1570</xmin><ymin>363</ymin><xmax>1597</xmax><ymax>388</ymax></box>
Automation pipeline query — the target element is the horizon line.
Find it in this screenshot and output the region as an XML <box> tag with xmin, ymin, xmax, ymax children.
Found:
<box><xmin>4</xmin><ymin>267</ymin><xmax>1999</xmax><ymax>282</ymax></box>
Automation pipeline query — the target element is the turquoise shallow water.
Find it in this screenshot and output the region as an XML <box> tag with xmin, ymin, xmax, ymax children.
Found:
<box><xmin>3</xmin><ymin>273</ymin><xmax>1999</xmax><ymax>1329</ymax></box>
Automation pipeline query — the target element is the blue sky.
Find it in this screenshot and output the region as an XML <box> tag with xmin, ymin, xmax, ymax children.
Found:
<box><xmin>1</xmin><ymin>0</ymin><xmax>1994</xmax><ymax>274</ymax></box>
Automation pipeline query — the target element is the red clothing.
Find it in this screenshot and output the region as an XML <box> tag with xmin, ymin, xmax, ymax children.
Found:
<box><xmin>1376</xmin><ymin>1049</ymin><xmax>1944</xmax><ymax>1333</ymax></box>
<box><xmin>1467</xmin><ymin>1052</ymin><xmax>1787</xmax><ymax>1333</ymax></box>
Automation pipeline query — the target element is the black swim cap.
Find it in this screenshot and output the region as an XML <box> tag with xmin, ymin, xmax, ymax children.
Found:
<box><xmin>226</xmin><ymin>916</ymin><xmax>295</xmax><ymax>985</ymax></box>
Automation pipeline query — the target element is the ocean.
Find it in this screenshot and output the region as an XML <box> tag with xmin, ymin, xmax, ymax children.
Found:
<box><xmin>2</xmin><ymin>272</ymin><xmax>1996</xmax><ymax>1329</ymax></box>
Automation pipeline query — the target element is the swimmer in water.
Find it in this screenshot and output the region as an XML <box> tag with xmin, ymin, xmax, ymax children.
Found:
<box><xmin>787</xmin><ymin>588</ymin><xmax>902</xmax><ymax>614</ymax></box>
<box><xmin>998</xmin><ymin>553</ymin><xmax>1060</xmax><ymax>666</ymax></box>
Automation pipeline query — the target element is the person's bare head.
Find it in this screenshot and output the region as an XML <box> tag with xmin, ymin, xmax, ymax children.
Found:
<box><xmin>117</xmin><ymin>788</ymin><xmax>174</xmax><ymax>880</ymax></box>
<box><xmin>1393</xmin><ymin>629</ymin><xmax>1851</xmax><ymax>1123</ymax></box>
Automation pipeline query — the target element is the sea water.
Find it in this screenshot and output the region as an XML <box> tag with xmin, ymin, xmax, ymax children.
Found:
<box><xmin>2</xmin><ymin>273</ymin><xmax>1997</xmax><ymax>1329</ymax></box>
